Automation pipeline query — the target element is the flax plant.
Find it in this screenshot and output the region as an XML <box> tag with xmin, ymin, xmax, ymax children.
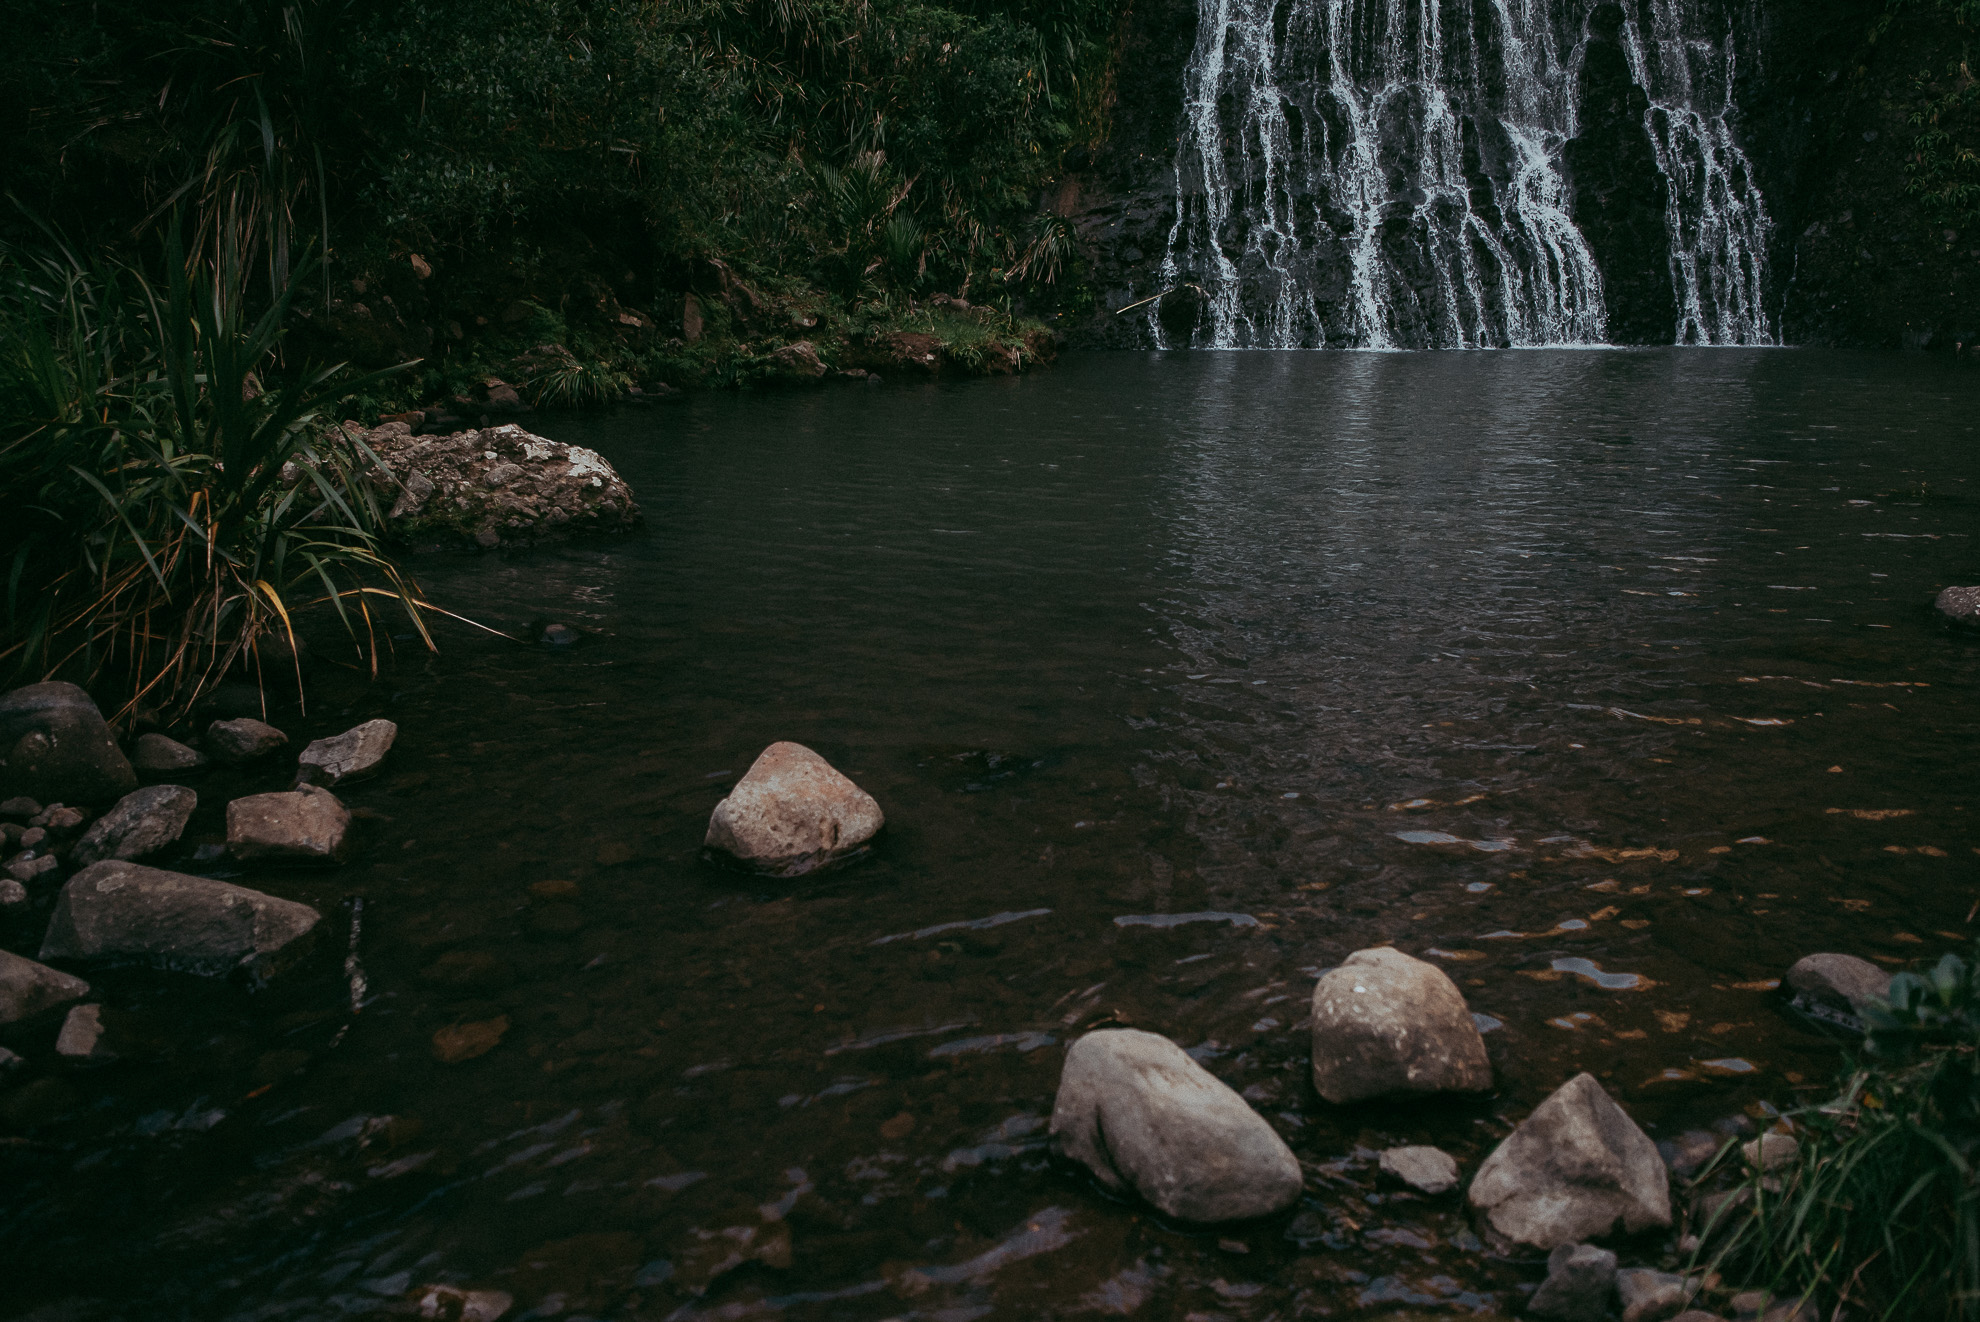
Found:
<box><xmin>0</xmin><ymin>223</ymin><xmax>431</xmax><ymax>721</ymax></box>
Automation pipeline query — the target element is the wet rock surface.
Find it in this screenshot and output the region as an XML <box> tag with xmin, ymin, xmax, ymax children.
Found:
<box><xmin>1616</xmin><ymin>1267</ymin><xmax>1699</xmax><ymax>1322</ymax></box>
<box><xmin>71</xmin><ymin>785</ymin><xmax>197</xmax><ymax>867</ymax></box>
<box><xmin>296</xmin><ymin>719</ymin><xmax>398</xmax><ymax>787</ymax></box>
<box><xmin>206</xmin><ymin>718</ymin><xmax>290</xmax><ymax>764</ymax></box>
<box><xmin>1049</xmin><ymin>1028</ymin><xmax>1303</xmax><ymax>1222</ymax></box>
<box><xmin>1784</xmin><ymin>952</ymin><xmax>1891</xmax><ymax>1029</ymax></box>
<box><xmin>0</xmin><ymin>948</ymin><xmax>90</xmax><ymax>1024</ymax></box>
<box><xmin>1936</xmin><ymin>585</ymin><xmax>1980</xmax><ymax>623</ymax></box>
<box><xmin>227</xmin><ymin>785</ymin><xmax>351</xmax><ymax>863</ymax></box>
<box><xmin>1530</xmin><ymin>1242</ymin><xmax>1618</xmax><ymax>1322</ymax></box>
<box><xmin>1468</xmin><ymin>1072</ymin><xmax>1671</xmax><ymax>1249</ymax></box>
<box><xmin>1378</xmin><ymin>1144</ymin><xmax>1461</xmax><ymax>1194</ymax></box>
<box><xmin>357</xmin><ymin>422</ymin><xmax>639</xmax><ymax>547</ymax></box>
<box><xmin>131</xmin><ymin>732</ymin><xmax>208</xmax><ymax>774</ymax></box>
<box><xmin>704</xmin><ymin>742</ymin><xmax>884</xmax><ymax>876</ymax></box>
<box><xmin>0</xmin><ymin>682</ymin><xmax>137</xmax><ymax>805</ymax></box>
<box><xmin>1309</xmin><ymin>946</ymin><xmax>1492</xmax><ymax>1103</ymax></box>
<box><xmin>39</xmin><ymin>861</ymin><xmax>322</xmax><ymax>977</ymax></box>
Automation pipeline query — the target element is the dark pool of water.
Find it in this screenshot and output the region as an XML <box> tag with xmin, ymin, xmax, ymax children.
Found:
<box><xmin>3</xmin><ymin>350</ymin><xmax>1977</xmax><ymax>1320</ymax></box>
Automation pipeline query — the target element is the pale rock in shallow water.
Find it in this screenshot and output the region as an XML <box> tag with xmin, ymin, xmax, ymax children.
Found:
<box><xmin>227</xmin><ymin>785</ymin><xmax>350</xmax><ymax>862</ymax></box>
<box><xmin>55</xmin><ymin>1003</ymin><xmax>112</xmax><ymax>1061</ymax></box>
<box><xmin>71</xmin><ymin>785</ymin><xmax>196</xmax><ymax>866</ymax></box>
<box><xmin>1935</xmin><ymin>584</ymin><xmax>1980</xmax><ymax>624</ymax></box>
<box><xmin>295</xmin><ymin>718</ymin><xmax>397</xmax><ymax>787</ymax></box>
<box><xmin>1467</xmin><ymin>1072</ymin><xmax>1671</xmax><ymax>1249</ymax></box>
<box><xmin>1309</xmin><ymin>947</ymin><xmax>1492</xmax><ymax>1102</ymax></box>
<box><xmin>40</xmin><ymin>860</ymin><xmax>321</xmax><ymax>977</ymax></box>
<box><xmin>0</xmin><ymin>948</ymin><xmax>90</xmax><ymax>1024</ymax></box>
<box><xmin>1529</xmin><ymin>1243</ymin><xmax>1616</xmax><ymax>1322</ymax></box>
<box><xmin>1050</xmin><ymin>1028</ymin><xmax>1303</xmax><ymax>1222</ymax></box>
<box><xmin>1378</xmin><ymin>1144</ymin><xmax>1461</xmax><ymax>1194</ymax></box>
<box><xmin>705</xmin><ymin>742</ymin><xmax>884</xmax><ymax>876</ymax></box>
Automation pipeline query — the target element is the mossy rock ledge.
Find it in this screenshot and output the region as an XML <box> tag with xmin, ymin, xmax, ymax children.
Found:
<box><xmin>351</xmin><ymin>421</ymin><xmax>640</xmax><ymax>549</ymax></box>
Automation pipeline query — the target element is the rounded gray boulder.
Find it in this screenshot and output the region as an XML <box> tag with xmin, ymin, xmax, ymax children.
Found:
<box><xmin>40</xmin><ymin>860</ymin><xmax>322</xmax><ymax>977</ymax></box>
<box><xmin>1049</xmin><ymin>1028</ymin><xmax>1303</xmax><ymax>1223</ymax></box>
<box><xmin>705</xmin><ymin>742</ymin><xmax>883</xmax><ymax>876</ymax></box>
<box><xmin>1310</xmin><ymin>947</ymin><xmax>1492</xmax><ymax>1103</ymax></box>
<box><xmin>0</xmin><ymin>681</ymin><xmax>137</xmax><ymax>805</ymax></box>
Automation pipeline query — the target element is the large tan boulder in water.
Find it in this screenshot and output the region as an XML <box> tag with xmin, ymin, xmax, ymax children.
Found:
<box><xmin>1310</xmin><ymin>947</ymin><xmax>1493</xmax><ymax>1103</ymax></box>
<box><xmin>1468</xmin><ymin>1072</ymin><xmax>1671</xmax><ymax>1249</ymax></box>
<box><xmin>1051</xmin><ymin>1028</ymin><xmax>1303</xmax><ymax>1222</ymax></box>
<box><xmin>704</xmin><ymin>742</ymin><xmax>883</xmax><ymax>876</ymax></box>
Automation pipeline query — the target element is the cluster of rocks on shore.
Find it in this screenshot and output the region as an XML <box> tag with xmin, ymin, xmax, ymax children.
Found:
<box><xmin>0</xmin><ymin>680</ymin><xmax>395</xmax><ymax>1059</ymax></box>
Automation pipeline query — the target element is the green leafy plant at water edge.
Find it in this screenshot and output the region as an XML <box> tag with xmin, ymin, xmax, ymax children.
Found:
<box><xmin>0</xmin><ymin>224</ymin><xmax>434</xmax><ymax>720</ymax></box>
<box><xmin>1696</xmin><ymin>947</ymin><xmax>1980</xmax><ymax>1320</ymax></box>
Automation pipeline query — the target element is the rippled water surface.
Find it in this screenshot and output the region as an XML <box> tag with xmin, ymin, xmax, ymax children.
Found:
<box><xmin>4</xmin><ymin>349</ymin><xmax>1977</xmax><ymax>1320</ymax></box>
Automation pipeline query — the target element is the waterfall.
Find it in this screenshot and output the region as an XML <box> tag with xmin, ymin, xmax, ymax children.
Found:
<box><xmin>1155</xmin><ymin>0</ymin><xmax>1773</xmax><ymax>348</ymax></box>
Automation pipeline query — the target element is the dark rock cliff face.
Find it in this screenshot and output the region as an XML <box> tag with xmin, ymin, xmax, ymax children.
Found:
<box><xmin>1566</xmin><ymin>4</ymin><xmax>1677</xmax><ymax>346</ymax></box>
<box><xmin>1062</xmin><ymin>0</ymin><xmax>1980</xmax><ymax>350</ymax></box>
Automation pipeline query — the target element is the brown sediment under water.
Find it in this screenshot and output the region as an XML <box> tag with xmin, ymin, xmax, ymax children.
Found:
<box><xmin>2</xmin><ymin>348</ymin><xmax>1977</xmax><ymax>1318</ymax></box>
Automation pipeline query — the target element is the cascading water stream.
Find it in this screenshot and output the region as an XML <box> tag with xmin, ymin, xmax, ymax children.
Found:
<box><xmin>1156</xmin><ymin>0</ymin><xmax>1773</xmax><ymax>348</ymax></box>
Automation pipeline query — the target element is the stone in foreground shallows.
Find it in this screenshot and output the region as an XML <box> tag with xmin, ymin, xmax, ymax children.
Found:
<box><xmin>40</xmin><ymin>860</ymin><xmax>321</xmax><ymax>977</ymax></box>
<box><xmin>205</xmin><ymin>717</ymin><xmax>289</xmax><ymax>764</ymax></box>
<box><xmin>0</xmin><ymin>681</ymin><xmax>137</xmax><ymax>805</ymax></box>
<box><xmin>1309</xmin><ymin>947</ymin><xmax>1492</xmax><ymax>1103</ymax></box>
<box><xmin>1050</xmin><ymin>1028</ymin><xmax>1303</xmax><ymax>1222</ymax></box>
<box><xmin>1936</xmin><ymin>585</ymin><xmax>1980</xmax><ymax>624</ymax></box>
<box><xmin>55</xmin><ymin>1003</ymin><xmax>112</xmax><ymax>1062</ymax></box>
<box><xmin>1529</xmin><ymin>1243</ymin><xmax>1618</xmax><ymax>1322</ymax></box>
<box><xmin>295</xmin><ymin>718</ymin><xmax>397</xmax><ymax>787</ymax></box>
<box><xmin>226</xmin><ymin>785</ymin><xmax>350</xmax><ymax>863</ymax></box>
<box><xmin>1615</xmin><ymin>1267</ymin><xmax>1699</xmax><ymax>1322</ymax></box>
<box><xmin>132</xmin><ymin>732</ymin><xmax>207</xmax><ymax>774</ymax></box>
<box><xmin>1468</xmin><ymin>1072</ymin><xmax>1671</xmax><ymax>1249</ymax></box>
<box><xmin>0</xmin><ymin>948</ymin><xmax>90</xmax><ymax>1024</ymax></box>
<box><xmin>1378</xmin><ymin>1144</ymin><xmax>1462</xmax><ymax>1195</ymax></box>
<box><xmin>1785</xmin><ymin>953</ymin><xmax>1890</xmax><ymax>1028</ymax></box>
<box><xmin>71</xmin><ymin>784</ymin><xmax>196</xmax><ymax>867</ymax></box>
<box><xmin>704</xmin><ymin>742</ymin><xmax>884</xmax><ymax>876</ymax></box>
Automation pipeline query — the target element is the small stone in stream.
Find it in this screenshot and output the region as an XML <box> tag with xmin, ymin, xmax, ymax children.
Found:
<box><xmin>41</xmin><ymin>805</ymin><xmax>84</xmax><ymax>833</ymax></box>
<box><xmin>413</xmin><ymin>1284</ymin><xmax>514</xmax><ymax>1322</ymax></box>
<box><xmin>6</xmin><ymin>853</ymin><xmax>58</xmax><ymax>885</ymax></box>
<box><xmin>880</xmin><ymin>1112</ymin><xmax>916</xmax><ymax>1140</ymax></box>
<box><xmin>295</xmin><ymin>719</ymin><xmax>398</xmax><ymax>787</ymax></box>
<box><xmin>1670</xmin><ymin>1313</ymin><xmax>1730</xmax><ymax>1322</ymax></box>
<box><xmin>40</xmin><ymin>860</ymin><xmax>322</xmax><ymax>977</ymax></box>
<box><xmin>1616</xmin><ymin>1268</ymin><xmax>1699</xmax><ymax>1322</ymax></box>
<box><xmin>1050</xmin><ymin>1027</ymin><xmax>1304</xmax><ymax>1223</ymax></box>
<box><xmin>1742</xmin><ymin>1132</ymin><xmax>1799</xmax><ymax>1172</ymax></box>
<box><xmin>18</xmin><ymin>828</ymin><xmax>45</xmax><ymax>849</ymax></box>
<box><xmin>1936</xmin><ymin>584</ymin><xmax>1980</xmax><ymax>624</ymax></box>
<box><xmin>529</xmin><ymin>879</ymin><xmax>578</xmax><ymax>899</ymax></box>
<box><xmin>0</xmin><ymin>681</ymin><xmax>137</xmax><ymax>805</ymax></box>
<box><xmin>540</xmin><ymin>623</ymin><xmax>579</xmax><ymax>645</ymax></box>
<box><xmin>1785</xmin><ymin>953</ymin><xmax>1890</xmax><ymax>1030</ymax></box>
<box><xmin>1308</xmin><ymin>946</ymin><xmax>1492</xmax><ymax>1103</ymax></box>
<box><xmin>71</xmin><ymin>785</ymin><xmax>197</xmax><ymax>866</ymax></box>
<box><xmin>1528</xmin><ymin>1242</ymin><xmax>1616</xmax><ymax>1322</ymax></box>
<box><xmin>1378</xmin><ymin>1145</ymin><xmax>1461</xmax><ymax>1194</ymax></box>
<box><xmin>226</xmin><ymin>785</ymin><xmax>351</xmax><ymax>863</ymax></box>
<box><xmin>705</xmin><ymin>742</ymin><xmax>884</xmax><ymax>876</ymax></box>
<box><xmin>0</xmin><ymin>796</ymin><xmax>39</xmax><ymax>820</ymax></box>
<box><xmin>1468</xmin><ymin>1071</ymin><xmax>1671</xmax><ymax>1249</ymax></box>
<box><xmin>1659</xmin><ymin>1129</ymin><xmax>1725</xmax><ymax>1180</ymax></box>
<box><xmin>205</xmin><ymin>717</ymin><xmax>290</xmax><ymax>764</ymax></box>
<box><xmin>132</xmin><ymin>732</ymin><xmax>207</xmax><ymax>774</ymax></box>
<box><xmin>0</xmin><ymin>1045</ymin><xmax>20</xmax><ymax>1073</ymax></box>
<box><xmin>0</xmin><ymin>948</ymin><xmax>91</xmax><ymax>1024</ymax></box>
<box><xmin>432</xmin><ymin>1015</ymin><xmax>509</xmax><ymax>1064</ymax></box>
<box><xmin>0</xmin><ymin>877</ymin><xmax>25</xmax><ymax>909</ymax></box>
<box><xmin>418</xmin><ymin>950</ymin><xmax>514</xmax><ymax>991</ymax></box>
<box><xmin>55</xmin><ymin>1003</ymin><xmax>111</xmax><ymax>1062</ymax></box>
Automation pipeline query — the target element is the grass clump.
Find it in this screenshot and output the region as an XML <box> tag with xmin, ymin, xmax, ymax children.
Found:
<box><xmin>0</xmin><ymin>224</ymin><xmax>432</xmax><ymax>721</ymax></box>
<box><xmin>1697</xmin><ymin>949</ymin><xmax>1980</xmax><ymax>1320</ymax></box>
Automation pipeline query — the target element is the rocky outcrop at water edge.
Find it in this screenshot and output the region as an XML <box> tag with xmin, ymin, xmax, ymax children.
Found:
<box><xmin>1049</xmin><ymin>1028</ymin><xmax>1303</xmax><ymax>1222</ymax></box>
<box><xmin>1308</xmin><ymin>946</ymin><xmax>1492</xmax><ymax>1103</ymax></box>
<box><xmin>0</xmin><ymin>682</ymin><xmax>137</xmax><ymax>806</ymax></box>
<box><xmin>1467</xmin><ymin>1071</ymin><xmax>1671</xmax><ymax>1249</ymax></box>
<box><xmin>704</xmin><ymin>742</ymin><xmax>884</xmax><ymax>876</ymax></box>
<box><xmin>353</xmin><ymin>421</ymin><xmax>638</xmax><ymax>548</ymax></box>
<box><xmin>40</xmin><ymin>860</ymin><xmax>322</xmax><ymax>977</ymax></box>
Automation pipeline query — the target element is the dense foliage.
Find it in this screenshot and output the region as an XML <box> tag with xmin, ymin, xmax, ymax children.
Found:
<box><xmin>1878</xmin><ymin>0</ymin><xmax>1980</xmax><ymax>232</ymax></box>
<box><xmin>1700</xmin><ymin>949</ymin><xmax>1980</xmax><ymax>1320</ymax></box>
<box><xmin>1</xmin><ymin>0</ymin><xmax>1112</xmax><ymax>319</ymax></box>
